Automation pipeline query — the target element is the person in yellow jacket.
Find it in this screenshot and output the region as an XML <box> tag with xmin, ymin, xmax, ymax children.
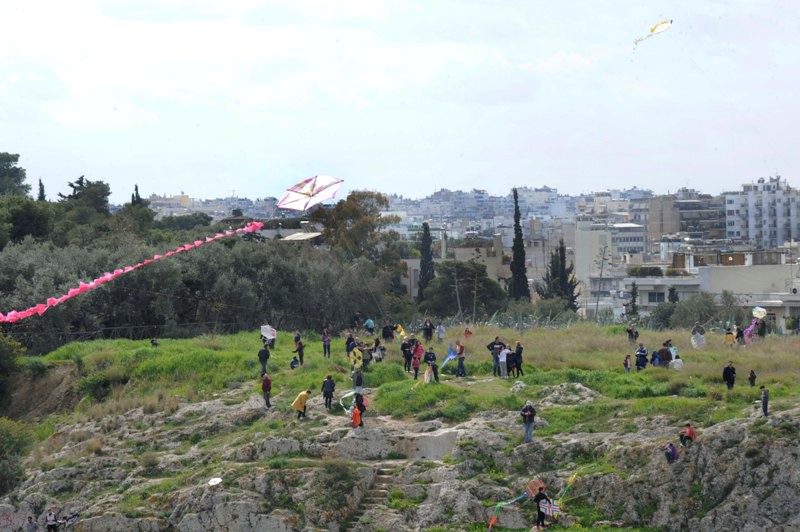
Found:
<box><xmin>292</xmin><ymin>389</ymin><xmax>312</xmax><ymax>419</ymax></box>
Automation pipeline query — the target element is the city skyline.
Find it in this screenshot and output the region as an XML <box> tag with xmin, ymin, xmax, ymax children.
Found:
<box><xmin>2</xmin><ymin>0</ymin><xmax>798</xmax><ymax>204</ymax></box>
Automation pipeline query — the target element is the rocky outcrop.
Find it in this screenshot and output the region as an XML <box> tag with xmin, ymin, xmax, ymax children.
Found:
<box><xmin>3</xmin><ymin>384</ymin><xmax>800</xmax><ymax>531</ymax></box>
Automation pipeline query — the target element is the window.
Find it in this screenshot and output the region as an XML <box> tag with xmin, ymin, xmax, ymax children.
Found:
<box><xmin>648</xmin><ymin>292</ymin><xmax>666</xmax><ymax>303</ymax></box>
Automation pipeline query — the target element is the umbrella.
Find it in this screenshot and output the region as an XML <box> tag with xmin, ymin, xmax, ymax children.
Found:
<box><xmin>260</xmin><ymin>324</ymin><xmax>277</xmax><ymax>339</ymax></box>
<box><xmin>276</xmin><ymin>175</ymin><xmax>343</xmax><ymax>211</ymax></box>
<box><xmin>752</xmin><ymin>307</ymin><xmax>767</xmax><ymax>319</ymax></box>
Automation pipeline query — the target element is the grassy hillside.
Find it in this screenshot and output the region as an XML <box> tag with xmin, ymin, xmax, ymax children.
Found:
<box><xmin>19</xmin><ymin>322</ymin><xmax>800</xmax><ymax>433</ymax></box>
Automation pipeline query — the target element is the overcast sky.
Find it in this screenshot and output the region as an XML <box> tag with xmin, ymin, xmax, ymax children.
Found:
<box><xmin>2</xmin><ymin>0</ymin><xmax>798</xmax><ymax>204</ymax></box>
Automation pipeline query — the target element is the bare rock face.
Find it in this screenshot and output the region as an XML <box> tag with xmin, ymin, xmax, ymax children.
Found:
<box><xmin>4</xmin><ymin>382</ymin><xmax>800</xmax><ymax>532</ymax></box>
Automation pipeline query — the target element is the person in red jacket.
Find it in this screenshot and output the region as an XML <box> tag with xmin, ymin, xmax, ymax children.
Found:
<box><xmin>412</xmin><ymin>343</ymin><xmax>423</xmax><ymax>380</ymax></box>
<box><xmin>679</xmin><ymin>423</ymin><xmax>696</xmax><ymax>447</ymax></box>
<box><xmin>261</xmin><ymin>373</ymin><xmax>272</xmax><ymax>409</ymax></box>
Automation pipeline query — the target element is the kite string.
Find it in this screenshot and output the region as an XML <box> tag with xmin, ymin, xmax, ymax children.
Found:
<box><xmin>0</xmin><ymin>221</ymin><xmax>264</xmax><ymax>324</ymax></box>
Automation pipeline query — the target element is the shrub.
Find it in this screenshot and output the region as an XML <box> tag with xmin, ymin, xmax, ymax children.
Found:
<box><xmin>0</xmin><ymin>417</ymin><xmax>32</xmax><ymax>496</ymax></box>
<box><xmin>21</xmin><ymin>358</ymin><xmax>49</xmax><ymax>378</ymax></box>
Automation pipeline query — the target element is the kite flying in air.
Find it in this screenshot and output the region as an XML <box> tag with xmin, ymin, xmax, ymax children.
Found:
<box><xmin>276</xmin><ymin>175</ymin><xmax>343</xmax><ymax>212</ymax></box>
<box><xmin>634</xmin><ymin>19</ymin><xmax>673</xmax><ymax>46</ymax></box>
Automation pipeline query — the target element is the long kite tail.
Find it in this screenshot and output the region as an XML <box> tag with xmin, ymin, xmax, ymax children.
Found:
<box><xmin>0</xmin><ymin>221</ymin><xmax>264</xmax><ymax>323</ymax></box>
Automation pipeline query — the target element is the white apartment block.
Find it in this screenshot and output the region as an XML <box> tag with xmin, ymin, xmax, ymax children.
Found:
<box><xmin>725</xmin><ymin>176</ymin><xmax>800</xmax><ymax>248</ymax></box>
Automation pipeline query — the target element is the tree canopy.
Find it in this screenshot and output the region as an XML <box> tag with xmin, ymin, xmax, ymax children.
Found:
<box><xmin>0</xmin><ymin>153</ymin><xmax>31</xmax><ymax>197</ymax></box>
<box><xmin>509</xmin><ymin>188</ymin><xmax>530</xmax><ymax>300</ymax></box>
<box><xmin>536</xmin><ymin>239</ymin><xmax>580</xmax><ymax>312</ymax></box>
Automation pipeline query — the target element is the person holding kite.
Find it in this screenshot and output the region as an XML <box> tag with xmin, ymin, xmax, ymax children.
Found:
<box><xmin>423</xmin><ymin>346</ymin><xmax>440</xmax><ymax>383</ymax></box>
<box><xmin>533</xmin><ymin>486</ymin><xmax>553</xmax><ymax>531</ymax></box>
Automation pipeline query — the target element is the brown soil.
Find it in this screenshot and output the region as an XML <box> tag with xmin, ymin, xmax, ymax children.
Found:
<box><xmin>3</xmin><ymin>363</ymin><xmax>81</xmax><ymax>421</ymax></box>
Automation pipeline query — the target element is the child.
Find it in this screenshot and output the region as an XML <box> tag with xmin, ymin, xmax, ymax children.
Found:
<box><xmin>679</xmin><ymin>423</ymin><xmax>696</xmax><ymax>447</ymax></box>
<box><xmin>748</xmin><ymin>369</ymin><xmax>757</xmax><ymax>387</ymax></box>
<box><xmin>663</xmin><ymin>442</ymin><xmax>679</xmax><ymax>464</ymax></box>
<box><xmin>623</xmin><ymin>354</ymin><xmax>631</xmax><ymax>373</ymax></box>
<box><xmin>411</xmin><ymin>348</ymin><xmax>421</xmax><ymax>380</ymax></box>
<box><xmin>290</xmin><ymin>356</ymin><xmax>300</xmax><ymax>370</ymax></box>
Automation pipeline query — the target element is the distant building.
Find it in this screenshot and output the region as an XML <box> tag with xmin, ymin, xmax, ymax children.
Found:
<box><xmin>724</xmin><ymin>176</ymin><xmax>800</xmax><ymax>248</ymax></box>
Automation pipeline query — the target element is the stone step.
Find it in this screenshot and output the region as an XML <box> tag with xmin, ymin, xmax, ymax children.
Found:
<box><xmin>377</xmin><ymin>469</ymin><xmax>394</xmax><ymax>475</ymax></box>
<box><xmin>365</xmin><ymin>490</ymin><xmax>388</xmax><ymax>496</ymax></box>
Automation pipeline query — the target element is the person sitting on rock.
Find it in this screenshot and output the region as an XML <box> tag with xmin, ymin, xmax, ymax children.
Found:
<box><xmin>663</xmin><ymin>442</ymin><xmax>679</xmax><ymax>464</ymax></box>
<box><xmin>678</xmin><ymin>423</ymin><xmax>696</xmax><ymax>447</ymax></box>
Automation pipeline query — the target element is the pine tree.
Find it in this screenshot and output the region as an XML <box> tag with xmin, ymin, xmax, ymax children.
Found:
<box><xmin>668</xmin><ymin>287</ymin><xmax>679</xmax><ymax>304</ymax></box>
<box><xmin>37</xmin><ymin>179</ymin><xmax>46</xmax><ymax>201</ymax></box>
<box><xmin>510</xmin><ymin>188</ymin><xmax>530</xmax><ymax>300</ymax></box>
<box><xmin>536</xmin><ymin>239</ymin><xmax>580</xmax><ymax>311</ymax></box>
<box><xmin>627</xmin><ymin>281</ymin><xmax>639</xmax><ymax>318</ymax></box>
<box><xmin>418</xmin><ymin>222</ymin><xmax>435</xmax><ymax>301</ymax></box>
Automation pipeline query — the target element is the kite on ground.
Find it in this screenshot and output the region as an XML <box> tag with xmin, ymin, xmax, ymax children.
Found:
<box><xmin>276</xmin><ymin>175</ymin><xmax>343</xmax><ymax>212</ymax></box>
<box><xmin>634</xmin><ymin>19</ymin><xmax>673</xmax><ymax>46</ymax></box>
<box><xmin>0</xmin><ymin>221</ymin><xmax>264</xmax><ymax>324</ymax></box>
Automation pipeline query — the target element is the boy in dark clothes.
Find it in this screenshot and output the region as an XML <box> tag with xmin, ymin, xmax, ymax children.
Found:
<box><xmin>533</xmin><ymin>486</ymin><xmax>552</xmax><ymax>530</ymax></box>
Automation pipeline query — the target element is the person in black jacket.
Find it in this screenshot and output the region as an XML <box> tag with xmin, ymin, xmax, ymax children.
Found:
<box><xmin>354</xmin><ymin>393</ymin><xmax>367</xmax><ymax>427</ymax></box>
<box><xmin>321</xmin><ymin>375</ymin><xmax>336</xmax><ymax>409</ymax></box>
<box><xmin>486</xmin><ymin>337</ymin><xmax>505</xmax><ymax>377</ymax></box>
<box><xmin>423</xmin><ymin>347</ymin><xmax>439</xmax><ymax>383</ymax></box>
<box><xmin>722</xmin><ymin>361</ymin><xmax>736</xmax><ymax>390</ymax></box>
<box><xmin>533</xmin><ymin>487</ymin><xmax>552</xmax><ymax>530</ymax></box>
<box><xmin>258</xmin><ymin>342</ymin><xmax>270</xmax><ymax>375</ymax></box>
<box><xmin>401</xmin><ymin>337</ymin><xmax>413</xmax><ymax>373</ymax></box>
<box><xmin>293</xmin><ymin>340</ymin><xmax>305</xmax><ymax>366</ymax></box>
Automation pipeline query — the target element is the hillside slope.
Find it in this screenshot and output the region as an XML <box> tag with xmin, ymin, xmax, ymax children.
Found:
<box><xmin>1</xmin><ymin>327</ymin><xmax>799</xmax><ymax>530</ymax></box>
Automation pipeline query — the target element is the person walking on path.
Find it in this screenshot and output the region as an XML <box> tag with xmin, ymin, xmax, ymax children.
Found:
<box><xmin>258</xmin><ymin>341</ymin><xmax>270</xmax><ymax>375</ymax></box>
<box><xmin>261</xmin><ymin>373</ymin><xmax>272</xmax><ymax>409</ymax></box>
<box><xmin>761</xmin><ymin>385</ymin><xmax>769</xmax><ymax>417</ymax></box>
<box><xmin>748</xmin><ymin>369</ymin><xmax>757</xmax><ymax>387</ymax></box>
<box><xmin>321</xmin><ymin>328</ymin><xmax>331</xmax><ymax>358</ymax></box>
<box><xmin>533</xmin><ymin>487</ymin><xmax>552</xmax><ymax>531</ymax></box>
<box><xmin>321</xmin><ymin>375</ymin><xmax>335</xmax><ymax>410</ymax></box>
<box><xmin>520</xmin><ymin>400</ymin><xmax>536</xmax><ymax>443</ymax></box>
<box><xmin>679</xmin><ymin>423</ymin><xmax>696</xmax><ymax>447</ymax></box>
<box><xmin>291</xmin><ymin>390</ymin><xmax>312</xmax><ymax>419</ymax></box>
<box><xmin>455</xmin><ymin>339</ymin><xmax>466</xmax><ymax>377</ymax></box>
<box><xmin>723</xmin><ymin>361</ymin><xmax>736</xmax><ymax>390</ymax></box>
<box><xmin>623</xmin><ymin>354</ymin><xmax>631</xmax><ymax>374</ymax></box>
<box><xmin>293</xmin><ymin>340</ymin><xmax>305</xmax><ymax>366</ymax></box>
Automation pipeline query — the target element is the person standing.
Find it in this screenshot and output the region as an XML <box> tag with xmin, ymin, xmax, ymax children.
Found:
<box><xmin>748</xmin><ymin>369</ymin><xmax>757</xmax><ymax>387</ymax></box>
<box><xmin>26</xmin><ymin>516</ymin><xmax>39</xmax><ymax>532</ymax></box>
<box><xmin>45</xmin><ymin>509</ymin><xmax>58</xmax><ymax>532</ymax></box>
<box><xmin>294</xmin><ymin>331</ymin><xmax>301</xmax><ymax>349</ymax></box>
<box><xmin>760</xmin><ymin>385</ymin><xmax>769</xmax><ymax>417</ymax></box>
<box><xmin>626</xmin><ymin>324</ymin><xmax>639</xmax><ymax>344</ymax></box>
<box><xmin>258</xmin><ymin>341</ymin><xmax>270</xmax><ymax>375</ymax></box>
<box><xmin>292</xmin><ymin>390</ymin><xmax>312</xmax><ymax>419</ymax></box>
<box><xmin>293</xmin><ymin>340</ymin><xmax>305</xmax><ymax>366</ymax></box>
<box><xmin>411</xmin><ymin>346</ymin><xmax>421</xmax><ymax>380</ymax></box>
<box><xmin>382</xmin><ymin>321</ymin><xmax>395</xmax><ymax>344</ymax></box>
<box><xmin>722</xmin><ymin>361</ymin><xmax>736</xmax><ymax>390</ymax></box>
<box><xmin>321</xmin><ymin>328</ymin><xmax>331</xmax><ymax>358</ymax></box>
<box><xmin>635</xmin><ymin>343</ymin><xmax>648</xmax><ymax>371</ymax></box>
<box><xmin>261</xmin><ymin>373</ymin><xmax>272</xmax><ymax>409</ymax></box>
<box><xmin>514</xmin><ymin>341</ymin><xmax>525</xmax><ymax>377</ymax></box>
<box><xmin>401</xmin><ymin>336</ymin><xmax>413</xmax><ymax>373</ymax></box>
<box><xmin>354</xmin><ymin>393</ymin><xmax>367</xmax><ymax>427</ymax></box>
<box><xmin>533</xmin><ymin>487</ymin><xmax>552</xmax><ymax>531</ymax></box>
<box><xmin>486</xmin><ymin>337</ymin><xmax>504</xmax><ymax>377</ymax></box>
<box><xmin>520</xmin><ymin>400</ymin><xmax>536</xmax><ymax>443</ymax></box>
<box><xmin>455</xmin><ymin>339</ymin><xmax>466</xmax><ymax>377</ymax></box>
<box><xmin>423</xmin><ymin>346</ymin><xmax>439</xmax><ymax>383</ymax></box>
<box><xmin>422</xmin><ymin>318</ymin><xmax>434</xmax><ymax>343</ymax></box>
<box><xmin>436</xmin><ymin>322</ymin><xmax>446</xmax><ymax>344</ymax></box>
<box><xmin>353</xmin><ymin>368</ymin><xmax>364</xmax><ymax>394</ymax></box>
<box><xmin>623</xmin><ymin>354</ymin><xmax>631</xmax><ymax>374</ymax></box>
<box><xmin>321</xmin><ymin>375</ymin><xmax>335</xmax><ymax>410</ymax></box>
<box><xmin>498</xmin><ymin>345</ymin><xmax>510</xmax><ymax>379</ymax></box>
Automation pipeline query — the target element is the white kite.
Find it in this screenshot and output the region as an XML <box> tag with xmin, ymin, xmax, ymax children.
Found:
<box><xmin>208</xmin><ymin>477</ymin><xmax>222</xmax><ymax>486</ymax></box>
<box><xmin>260</xmin><ymin>324</ymin><xmax>277</xmax><ymax>340</ymax></box>
<box><xmin>276</xmin><ymin>175</ymin><xmax>343</xmax><ymax>212</ymax></box>
<box><xmin>634</xmin><ymin>19</ymin><xmax>673</xmax><ymax>46</ymax></box>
